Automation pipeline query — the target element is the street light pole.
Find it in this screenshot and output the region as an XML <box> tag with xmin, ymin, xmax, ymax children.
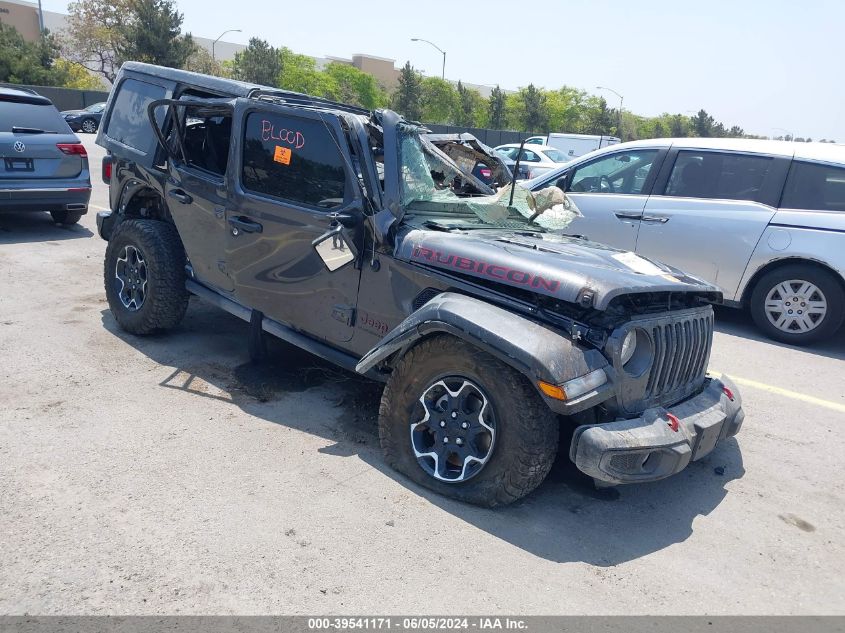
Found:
<box><xmin>596</xmin><ymin>85</ymin><xmax>624</xmax><ymax>138</ymax></box>
<box><xmin>212</xmin><ymin>29</ymin><xmax>242</xmax><ymax>64</ymax></box>
<box><xmin>36</xmin><ymin>0</ymin><xmax>45</xmax><ymax>34</ymax></box>
<box><xmin>411</xmin><ymin>38</ymin><xmax>446</xmax><ymax>80</ymax></box>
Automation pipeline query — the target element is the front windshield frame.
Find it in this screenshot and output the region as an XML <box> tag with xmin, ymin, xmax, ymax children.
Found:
<box><xmin>397</xmin><ymin>125</ymin><xmax>580</xmax><ymax>232</ymax></box>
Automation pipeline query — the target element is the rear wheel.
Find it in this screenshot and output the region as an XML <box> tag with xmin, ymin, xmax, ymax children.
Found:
<box><xmin>750</xmin><ymin>264</ymin><xmax>845</xmax><ymax>345</ymax></box>
<box><xmin>104</xmin><ymin>219</ymin><xmax>189</xmax><ymax>335</ymax></box>
<box><xmin>50</xmin><ymin>210</ymin><xmax>83</xmax><ymax>225</ymax></box>
<box><xmin>379</xmin><ymin>336</ymin><xmax>559</xmax><ymax>507</ymax></box>
<box><xmin>81</xmin><ymin>118</ymin><xmax>97</xmax><ymax>133</ymax></box>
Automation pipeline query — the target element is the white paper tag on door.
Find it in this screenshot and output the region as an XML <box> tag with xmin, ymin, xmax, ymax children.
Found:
<box><xmin>612</xmin><ymin>251</ymin><xmax>664</xmax><ymax>276</ymax></box>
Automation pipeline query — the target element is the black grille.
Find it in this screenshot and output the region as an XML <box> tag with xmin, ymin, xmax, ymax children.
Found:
<box><xmin>645</xmin><ymin>311</ymin><xmax>713</xmax><ymax>401</ymax></box>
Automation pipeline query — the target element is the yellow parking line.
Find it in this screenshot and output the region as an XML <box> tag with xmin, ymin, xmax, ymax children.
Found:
<box><xmin>714</xmin><ymin>372</ymin><xmax>845</xmax><ymax>414</ymax></box>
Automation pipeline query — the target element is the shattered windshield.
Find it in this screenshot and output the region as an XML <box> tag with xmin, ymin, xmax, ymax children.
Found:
<box><xmin>398</xmin><ymin>127</ymin><xmax>580</xmax><ymax>231</ymax></box>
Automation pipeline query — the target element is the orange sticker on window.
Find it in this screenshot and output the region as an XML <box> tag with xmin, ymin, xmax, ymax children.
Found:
<box><xmin>274</xmin><ymin>145</ymin><xmax>292</xmax><ymax>165</ymax></box>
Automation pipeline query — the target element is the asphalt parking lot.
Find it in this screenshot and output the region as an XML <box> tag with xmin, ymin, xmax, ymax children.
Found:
<box><xmin>1</xmin><ymin>136</ymin><xmax>844</xmax><ymax>615</ymax></box>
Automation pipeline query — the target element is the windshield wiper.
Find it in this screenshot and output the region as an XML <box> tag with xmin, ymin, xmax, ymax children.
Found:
<box><xmin>12</xmin><ymin>127</ymin><xmax>58</xmax><ymax>134</ymax></box>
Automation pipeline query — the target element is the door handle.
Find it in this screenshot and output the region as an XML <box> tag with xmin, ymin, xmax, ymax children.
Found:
<box><xmin>614</xmin><ymin>211</ymin><xmax>642</xmax><ymax>221</ymax></box>
<box><xmin>168</xmin><ymin>189</ymin><xmax>192</xmax><ymax>204</ymax></box>
<box><xmin>641</xmin><ymin>215</ymin><xmax>670</xmax><ymax>224</ymax></box>
<box><xmin>229</xmin><ymin>216</ymin><xmax>263</xmax><ymax>235</ymax></box>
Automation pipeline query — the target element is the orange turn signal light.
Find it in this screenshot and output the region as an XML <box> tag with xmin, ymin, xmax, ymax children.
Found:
<box><xmin>538</xmin><ymin>381</ymin><xmax>567</xmax><ymax>401</ymax></box>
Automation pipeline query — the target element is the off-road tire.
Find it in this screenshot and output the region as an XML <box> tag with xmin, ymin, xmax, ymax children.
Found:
<box><xmin>50</xmin><ymin>210</ymin><xmax>83</xmax><ymax>225</ymax></box>
<box><xmin>379</xmin><ymin>335</ymin><xmax>559</xmax><ymax>507</ymax></box>
<box><xmin>104</xmin><ymin>219</ymin><xmax>189</xmax><ymax>335</ymax></box>
<box><xmin>750</xmin><ymin>264</ymin><xmax>845</xmax><ymax>345</ymax></box>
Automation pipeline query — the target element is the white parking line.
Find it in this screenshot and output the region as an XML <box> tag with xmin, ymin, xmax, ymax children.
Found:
<box><xmin>715</xmin><ymin>372</ymin><xmax>845</xmax><ymax>414</ymax></box>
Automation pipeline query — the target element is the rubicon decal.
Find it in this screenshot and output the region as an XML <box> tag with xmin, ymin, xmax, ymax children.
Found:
<box><xmin>412</xmin><ymin>246</ymin><xmax>560</xmax><ymax>294</ymax></box>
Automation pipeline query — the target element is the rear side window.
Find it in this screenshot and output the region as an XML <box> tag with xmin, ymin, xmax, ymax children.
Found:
<box><xmin>105</xmin><ymin>78</ymin><xmax>167</xmax><ymax>154</ymax></box>
<box><xmin>241</xmin><ymin>111</ymin><xmax>348</xmax><ymax>209</ymax></box>
<box><xmin>0</xmin><ymin>102</ymin><xmax>70</xmax><ymax>133</ymax></box>
<box><xmin>780</xmin><ymin>161</ymin><xmax>845</xmax><ymax>212</ymax></box>
<box><xmin>664</xmin><ymin>151</ymin><xmax>772</xmax><ymax>201</ymax></box>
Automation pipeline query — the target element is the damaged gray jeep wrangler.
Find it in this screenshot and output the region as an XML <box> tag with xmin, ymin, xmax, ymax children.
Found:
<box><xmin>95</xmin><ymin>63</ymin><xmax>744</xmax><ymax>506</ymax></box>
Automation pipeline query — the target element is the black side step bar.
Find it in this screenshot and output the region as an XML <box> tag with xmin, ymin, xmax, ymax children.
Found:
<box><xmin>185</xmin><ymin>280</ymin><xmax>378</xmax><ymax>379</ymax></box>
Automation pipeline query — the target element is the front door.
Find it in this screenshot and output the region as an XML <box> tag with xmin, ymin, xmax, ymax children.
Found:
<box><xmin>226</xmin><ymin>100</ymin><xmax>363</xmax><ymax>343</ymax></box>
<box><xmin>636</xmin><ymin>149</ymin><xmax>785</xmax><ymax>299</ymax></box>
<box><xmin>557</xmin><ymin>147</ymin><xmax>665</xmax><ymax>251</ymax></box>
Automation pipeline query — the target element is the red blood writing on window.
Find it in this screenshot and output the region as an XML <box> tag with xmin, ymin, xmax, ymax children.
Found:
<box><xmin>261</xmin><ymin>120</ymin><xmax>305</xmax><ymax>148</ymax></box>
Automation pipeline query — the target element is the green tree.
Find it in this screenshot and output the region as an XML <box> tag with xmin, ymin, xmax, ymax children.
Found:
<box><xmin>322</xmin><ymin>62</ymin><xmax>388</xmax><ymax>109</ymax></box>
<box><xmin>278</xmin><ymin>47</ymin><xmax>334</xmax><ymax>95</ymax></box>
<box><xmin>183</xmin><ymin>45</ymin><xmax>222</xmax><ymax>77</ymax></box>
<box><xmin>692</xmin><ymin>109</ymin><xmax>715</xmax><ymax>137</ymax></box>
<box><xmin>514</xmin><ymin>84</ymin><xmax>549</xmax><ymax>133</ymax></box>
<box><xmin>231</xmin><ymin>37</ymin><xmax>281</xmax><ymax>86</ymax></box>
<box><xmin>61</xmin><ymin>0</ymin><xmax>131</xmax><ymax>83</ymax></box>
<box><xmin>119</xmin><ymin>0</ymin><xmax>195</xmax><ymax>69</ymax></box>
<box><xmin>0</xmin><ymin>21</ymin><xmax>68</xmax><ymax>85</ymax></box>
<box><xmin>392</xmin><ymin>61</ymin><xmax>423</xmax><ymax>121</ymax></box>
<box><xmin>53</xmin><ymin>58</ymin><xmax>103</xmax><ymax>89</ymax></box>
<box><xmin>454</xmin><ymin>80</ymin><xmax>484</xmax><ymax>127</ymax></box>
<box><xmin>581</xmin><ymin>96</ymin><xmax>615</xmax><ymax>135</ymax></box>
<box><xmin>420</xmin><ymin>77</ymin><xmax>458</xmax><ymax>124</ymax></box>
<box><xmin>488</xmin><ymin>85</ymin><xmax>506</xmax><ymax>129</ymax></box>
<box><xmin>546</xmin><ymin>86</ymin><xmax>585</xmax><ymax>133</ymax></box>
<box><xmin>728</xmin><ymin>125</ymin><xmax>744</xmax><ymax>137</ymax></box>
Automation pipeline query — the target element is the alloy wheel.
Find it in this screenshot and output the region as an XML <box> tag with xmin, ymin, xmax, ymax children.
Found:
<box><xmin>82</xmin><ymin>119</ymin><xmax>96</xmax><ymax>133</ymax></box>
<box><xmin>764</xmin><ymin>279</ymin><xmax>828</xmax><ymax>334</ymax></box>
<box><xmin>115</xmin><ymin>245</ymin><xmax>148</xmax><ymax>311</ymax></box>
<box><xmin>410</xmin><ymin>377</ymin><xmax>496</xmax><ymax>483</ymax></box>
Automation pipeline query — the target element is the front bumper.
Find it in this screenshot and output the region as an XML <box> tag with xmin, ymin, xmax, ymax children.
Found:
<box><xmin>570</xmin><ymin>376</ymin><xmax>743</xmax><ymax>484</ymax></box>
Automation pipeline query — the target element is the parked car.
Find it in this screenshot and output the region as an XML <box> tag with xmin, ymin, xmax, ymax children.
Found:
<box><xmin>61</xmin><ymin>102</ymin><xmax>107</xmax><ymax>134</ymax></box>
<box><xmin>526</xmin><ymin>138</ymin><xmax>845</xmax><ymax>345</ymax></box>
<box><xmin>524</xmin><ymin>133</ymin><xmax>621</xmax><ymax>158</ymax></box>
<box><xmin>94</xmin><ymin>63</ymin><xmax>743</xmax><ymax>506</ymax></box>
<box><xmin>494</xmin><ymin>143</ymin><xmax>569</xmax><ymax>179</ymax></box>
<box><xmin>0</xmin><ymin>87</ymin><xmax>91</xmax><ymax>225</ymax></box>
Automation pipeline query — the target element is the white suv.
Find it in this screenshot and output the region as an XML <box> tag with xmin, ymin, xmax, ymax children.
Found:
<box><xmin>528</xmin><ymin>138</ymin><xmax>845</xmax><ymax>345</ymax></box>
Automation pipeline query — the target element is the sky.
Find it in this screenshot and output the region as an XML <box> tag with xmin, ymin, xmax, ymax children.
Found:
<box><xmin>42</xmin><ymin>0</ymin><xmax>845</xmax><ymax>140</ymax></box>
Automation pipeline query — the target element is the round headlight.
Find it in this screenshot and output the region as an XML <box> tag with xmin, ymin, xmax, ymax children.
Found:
<box><xmin>621</xmin><ymin>330</ymin><xmax>637</xmax><ymax>365</ymax></box>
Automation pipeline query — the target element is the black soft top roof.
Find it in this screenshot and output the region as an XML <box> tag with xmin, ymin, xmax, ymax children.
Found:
<box><xmin>121</xmin><ymin>62</ymin><xmax>371</xmax><ymax>116</ymax></box>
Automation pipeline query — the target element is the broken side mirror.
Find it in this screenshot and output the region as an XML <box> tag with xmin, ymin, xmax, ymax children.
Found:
<box><xmin>312</xmin><ymin>225</ymin><xmax>357</xmax><ymax>272</ymax></box>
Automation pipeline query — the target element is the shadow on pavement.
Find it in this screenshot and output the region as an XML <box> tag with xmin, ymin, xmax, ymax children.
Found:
<box><xmin>99</xmin><ymin>298</ymin><xmax>743</xmax><ymax>566</ymax></box>
<box><xmin>0</xmin><ymin>211</ymin><xmax>94</xmax><ymax>244</ymax></box>
<box><xmin>713</xmin><ymin>305</ymin><xmax>845</xmax><ymax>361</ymax></box>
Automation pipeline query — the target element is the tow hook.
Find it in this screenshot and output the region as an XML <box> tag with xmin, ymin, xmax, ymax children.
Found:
<box><xmin>666</xmin><ymin>413</ymin><xmax>680</xmax><ymax>433</ymax></box>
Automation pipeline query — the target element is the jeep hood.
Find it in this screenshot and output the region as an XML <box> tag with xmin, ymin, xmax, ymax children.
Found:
<box><xmin>396</xmin><ymin>228</ymin><xmax>721</xmax><ymax>311</ymax></box>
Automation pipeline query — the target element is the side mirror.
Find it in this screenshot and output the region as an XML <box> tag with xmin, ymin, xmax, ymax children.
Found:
<box><xmin>312</xmin><ymin>225</ymin><xmax>356</xmax><ymax>272</ymax></box>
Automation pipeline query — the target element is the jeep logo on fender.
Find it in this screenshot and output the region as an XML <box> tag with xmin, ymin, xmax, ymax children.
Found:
<box><xmin>412</xmin><ymin>246</ymin><xmax>560</xmax><ymax>294</ymax></box>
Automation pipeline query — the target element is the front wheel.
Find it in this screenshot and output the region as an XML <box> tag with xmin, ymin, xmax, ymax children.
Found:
<box><xmin>750</xmin><ymin>264</ymin><xmax>845</xmax><ymax>345</ymax></box>
<box><xmin>104</xmin><ymin>219</ymin><xmax>189</xmax><ymax>335</ymax></box>
<box><xmin>378</xmin><ymin>335</ymin><xmax>559</xmax><ymax>507</ymax></box>
<box><xmin>81</xmin><ymin>118</ymin><xmax>98</xmax><ymax>133</ymax></box>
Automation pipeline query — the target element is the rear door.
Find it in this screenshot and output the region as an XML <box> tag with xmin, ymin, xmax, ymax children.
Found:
<box><xmin>226</xmin><ymin>100</ymin><xmax>364</xmax><ymax>344</ymax></box>
<box><xmin>546</xmin><ymin>147</ymin><xmax>666</xmax><ymax>250</ymax></box>
<box><xmin>636</xmin><ymin>149</ymin><xmax>789</xmax><ymax>299</ymax></box>
<box><xmin>152</xmin><ymin>99</ymin><xmax>236</xmax><ymax>292</ymax></box>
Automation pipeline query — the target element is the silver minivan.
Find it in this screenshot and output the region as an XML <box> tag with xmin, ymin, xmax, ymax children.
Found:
<box><xmin>0</xmin><ymin>87</ymin><xmax>91</xmax><ymax>225</ymax></box>
<box><xmin>528</xmin><ymin>138</ymin><xmax>845</xmax><ymax>345</ymax></box>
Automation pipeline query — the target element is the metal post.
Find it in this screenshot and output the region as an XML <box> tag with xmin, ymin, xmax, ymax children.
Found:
<box><xmin>596</xmin><ymin>86</ymin><xmax>624</xmax><ymax>139</ymax></box>
<box><xmin>37</xmin><ymin>0</ymin><xmax>45</xmax><ymax>34</ymax></box>
<box><xmin>411</xmin><ymin>38</ymin><xmax>447</xmax><ymax>81</ymax></box>
<box><xmin>212</xmin><ymin>29</ymin><xmax>242</xmax><ymax>64</ymax></box>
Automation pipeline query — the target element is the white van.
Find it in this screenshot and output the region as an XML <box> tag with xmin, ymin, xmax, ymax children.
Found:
<box><xmin>525</xmin><ymin>133</ymin><xmax>621</xmax><ymax>160</ymax></box>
